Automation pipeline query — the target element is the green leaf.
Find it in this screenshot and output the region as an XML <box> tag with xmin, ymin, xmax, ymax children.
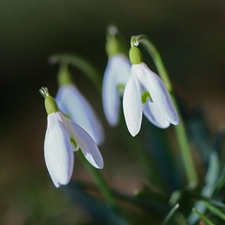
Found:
<box><xmin>61</xmin><ymin>182</ymin><xmax>129</xmax><ymax>225</ymax></box>
<box><xmin>192</xmin><ymin>208</ymin><xmax>215</xmax><ymax>225</ymax></box>
<box><xmin>188</xmin><ymin>151</ymin><xmax>219</xmax><ymax>224</ymax></box>
<box><xmin>203</xmin><ymin>200</ymin><xmax>225</xmax><ymax>221</ymax></box>
<box><xmin>161</xmin><ymin>204</ymin><xmax>179</xmax><ymax>225</ymax></box>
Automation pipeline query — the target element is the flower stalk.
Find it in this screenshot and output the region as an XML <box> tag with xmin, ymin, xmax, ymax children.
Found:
<box><xmin>49</xmin><ymin>54</ymin><xmax>102</xmax><ymax>93</ymax></box>
<box><xmin>78</xmin><ymin>150</ymin><xmax>118</xmax><ymax>212</ymax></box>
<box><xmin>55</xmin><ymin>65</ymin><xmax>105</xmax><ymax>146</ymax></box>
<box><xmin>131</xmin><ymin>35</ymin><xmax>198</xmax><ymax>184</ymax></box>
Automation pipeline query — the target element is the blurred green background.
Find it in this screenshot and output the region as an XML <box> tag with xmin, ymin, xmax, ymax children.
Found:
<box><xmin>1</xmin><ymin>0</ymin><xmax>225</xmax><ymax>224</ymax></box>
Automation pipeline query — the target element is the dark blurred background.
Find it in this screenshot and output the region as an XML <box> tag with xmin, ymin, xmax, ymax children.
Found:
<box><xmin>1</xmin><ymin>0</ymin><xmax>225</xmax><ymax>224</ymax></box>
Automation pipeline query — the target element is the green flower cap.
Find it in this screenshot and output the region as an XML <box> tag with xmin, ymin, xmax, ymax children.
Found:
<box><xmin>45</xmin><ymin>96</ymin><xmax>59</xmax><ymax>115</ymax></box>
<box><xmin>106</xmin><ymin>35</ymin><xmax>123</xmax><ymax>57</ymax></box>
<box><xmin>39</xmin><ymin>87</ymin><xmax>59</xmax><ymax>115</ymax></box>
<box><xmin>129</xmin><ymin>46</ymin><xmax>143</xmax><ymax>65</ymax></box>
<box><xmin>57</xmin><ymin>64</ymin><xmax>73</xmax><ymax>86</ymax></box>
<box><xmin>106</xmin><ymin>25</ymin><xmax>128</xmax><ymax>57</ymax></box>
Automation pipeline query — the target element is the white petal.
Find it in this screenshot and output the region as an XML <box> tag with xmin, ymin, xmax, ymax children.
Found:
<box><xmin>136</xmin><ymin>63</ymin><xmax>179</xmax><ymax>125</ymax></box>
<box><xmin>143</xmin><ymin>101</ymin><xmax>170</xmax><ymax>128</ymax></box>
<box><xmin>56</xmin><ymin>85</ymin><xmax>104</xmax><ymax>146</ymax></box>
<box><xmin>44</xmin><ymin>113</ymin><xmax>74</xmax><ymax>188</ymax></box>
<box><xmin>123</xmin><ymin>70</ymin><xmax>142</xmax><ymax>136</ymax></box>
<box><xmin>59</xmin><ymin>113</ymin><xmax>104</xmax><ymax>169</ymax></box>
<box><xmin>102</xmin><ymin>55</ymin><xmax>131</xmax><ymax>126</ymax></box>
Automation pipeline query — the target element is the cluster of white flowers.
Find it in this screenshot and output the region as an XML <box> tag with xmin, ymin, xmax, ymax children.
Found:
<box><xmin>102</xmin><ymin>36</ymin><xmax>179</xmax><ymax>137</ymax></box>
<box><xmin>40</xmin><ymin>27</ymin><xmax>179</xmax><ymax>188</ymax></box>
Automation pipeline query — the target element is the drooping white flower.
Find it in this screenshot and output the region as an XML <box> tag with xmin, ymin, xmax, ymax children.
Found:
<box><xmin>56</xmin><ymin>66</ymin><xmax>104</xmax><ymax>146</ymax></box>
<box><xmin>123</xmin><ymin>47</ymin><xmax>179</xmax><ymax>136</ymax></box>
<box><xmin>56</xmin><ymin>84</ymin><xmax>104</xmax><ymax>146</ymax></box>
<box><xmin>102</xmin><ymin>54</ymin><xmax>130</xmax><ymax>125</ymax></box>
<box><xmin>40</xmin><ymin>87</ymin><xmax>104</xmax><ymax>188</ymax></box>
<box><xmin>102</xmin><ymin>25</ymin><xmax>131</xmax><ymax>126</ymax></box>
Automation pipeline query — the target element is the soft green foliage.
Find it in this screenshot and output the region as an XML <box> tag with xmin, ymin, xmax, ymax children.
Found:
<box><xmin>203</xmin><ymin>201</ymin><xmax>225</xmax><ymax>221</ymax></box>
<box><xmin>192</xmin><ymin>208</ymin><xmax>215</xmax><ymax>225</ymax></box>
<box><xmin>161</xmin><ymin>204</ymin><xmax>179</xmax><ymax>225</ymax></box>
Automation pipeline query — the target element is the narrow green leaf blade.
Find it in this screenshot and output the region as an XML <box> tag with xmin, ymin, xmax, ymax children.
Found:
<box><xmin>161</xmin><ymin>204</ymin><xmax>179</xmax><ymax>225</ymax></box>
<box><xmin>192</xmin><ymin>208</ymin><xmax>215</xmax><ymax>225</ymax></box>
<box><xmin>203</xmin><ymin>200</ymin><xmax>225</xmax><ymax>221</ymax></box>
<box><xmin>61</xmin><ymin>182</ymin><xmax>129</xmax><ymax>225</ymax></box>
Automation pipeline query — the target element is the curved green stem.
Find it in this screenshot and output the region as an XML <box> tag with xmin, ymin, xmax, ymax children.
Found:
<box><xmin>161</xmin><ymin>203</ymin><xmax>180</xmax><ymax>225</ymax></box>
<box><xmin>172</xmin><ymin>96</ymin><xmax>198</xmax><ymax>184</ymax></box>
<box><xmin>49</xmin><ymin>54</ymin><xmax>102</xmax><ymax>93</ymax></box>
<box><xmin>131</xmin><ymin>35</ymin><xmax>172</xmax><ymax>92</ymax></box>
<box><xmin>132</xmin><ymin>35</ymin><xmax>198</xmax><ymax>184</ymax></box>
<box><xmin>192</xmin><ymin>208</ymin><xmax>215</xmax><ymax>225</ymax></box>
<box><xmin>78</xmin><ymin>150</ymin><xmax>118</xmax><ymax>212</ymax></box>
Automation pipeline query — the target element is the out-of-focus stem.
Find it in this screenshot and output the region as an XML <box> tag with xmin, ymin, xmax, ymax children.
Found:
<box><xmin>78</xmin><ymin>150</ymin><xmax>118</xmax><ymax>212</ymax></box>
<box><xmin>49</xmin><ymin>54</ymin><xmax>102</xmax><ymax>93</ymax></box>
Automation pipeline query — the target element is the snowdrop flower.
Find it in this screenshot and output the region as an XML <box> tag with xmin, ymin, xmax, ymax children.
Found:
<box><xmin>123</xmin><ymin>46</ymin><xmax>179</xmax><ymax>137</ymax></box>
<box><xmin>103</xmin><ymin>55</ymin><xmax>130</xmax><ymax>126</ymax></box>
<box><xmin>55</xmin><ymin>65</ymin><xmax>104</xmax><ymax>146</ymax></box>
<box><xmin>40</xmin><ymin>87</ymin><xmax>104</xmax><ymax>188</ymax></box>
<box><xmin>102</xmin><ymin>25</ymin><xmax>131</xmax><ymax>125</ymax></box>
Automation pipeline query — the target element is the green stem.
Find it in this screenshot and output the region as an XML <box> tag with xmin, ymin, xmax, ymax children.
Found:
<box><xmin>49</xmin><ymin>54</ymin><xmax>102</xmax><ymax>93</ymax></box>
<box><xmin>132</xmin><ymin>35</ymin><xmax>198</xmax><ymax>184</ymax></box>
<box><xmin>192</xmin><ymin>208</ymin><xmax>215</xmax><ymax>225</ymax></box>
<box><xmin>118</xmin><ymin>120</ymin><xmax>166</xmax><ymax>192</ymax></box>
<box><xmin>172</xmin><ymin>96</ymin><xmax>198</xmax><ymax>183</ymax></box>
<box><xmin>161</xmin><ymin>203</ymin><xmax>179</xmax><ymax>225</ymax></box>
<box><xmin>203</xmin><ymin>201</ymin><xmax>225</xmax><ymax>221</ymax></box>
<box><xmin>78</xmin><ymin>150</ymin><xmax>118</xmax><ymax>212</ymax></box>
<box><xmin>131</xmin><ymin>35</ymin><xmax>172</xmax><ymax>92</ymax></box>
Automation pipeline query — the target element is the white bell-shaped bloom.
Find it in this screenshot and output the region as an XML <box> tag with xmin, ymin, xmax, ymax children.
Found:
<box><xmin>102</xmin><ymin>54</ymin><xmax>131</xmax><ymax>126</ymax></box>
<box><xmin>45</xmin><ymin>111</ymin><xmax>104</xmax><ymax>188</ymax></box>
<box><xmin>56</xmin><ymin>84</ymin><xmax>104</xmax><ymax>146</ymax></box>
<box><xmin>41</xmin><ymin>87</ymin><xmax>104</xmax><ymax>188</ymax></box>
<box><xmin>123</xmin><ymin>63</ymin><xmax>179</xmax><ymax>137</ymax></box>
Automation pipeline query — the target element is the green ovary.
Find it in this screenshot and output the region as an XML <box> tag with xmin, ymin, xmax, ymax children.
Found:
<box><xmin>45</xmin><ymin>96</ymin><xmax>59</xmax><ymax>114</ymax></box>
<box><xmin>117</xmin><ymin>83</ymin><xmax>125</xmax><ymax>95</ymax></box>
<box><xmin>70</xmin><ymin>137</ymin><xmax>78</xmax><ymax>149</ymax></box>
<box><xmin>141</xmin><ymin>91</ymin><xmax>152</xmax><ymax>104</ymax></box>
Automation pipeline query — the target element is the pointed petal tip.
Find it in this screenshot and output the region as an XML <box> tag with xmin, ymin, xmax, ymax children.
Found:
<box><xmin>55</xmin><ymin>183</ymin><xmax>61</xmax><ymax>188</ymax></box>
<box><xmin>160</xmin><ymin>123</ymin><xmax>170</xmax><ymax>129</ymax></box>
<box><xmin>49</xmin><ymin>169</ymin><xmax>72</xmax><ymax>188</ymax></box>
<box><xmin>128</xmin><ymin>126</ymin><xmax>139</xmax><ymax>137</ymax></box>
<box><xmin>51</xmin><ymin>177</ymin><xmax>61</xmax><ymax>188</ymax></box>
<box><xmin>125</xmin><ymin>122</ymin><xmax>141</xmax><ymax>137</ymax></box>
<box><xmin>96</xmin><ymin>161</ymin><xmax>104</xmax><ymax>169</ymax></box>
<box><xmin>84</xmin><ymin>151</ymin><xmax>104</xmax><ymax>169</ymax></box>
<box><xmin>169</xmin><ymin>112</ymin><xmax>179</xmax><ymax>126</ymax></box>
<box><xmin>108</xmin><ymin>119</ymin><xmax>118</xmax><ymax>127</ymax></box>
<box><xmin>53</xmin><ymin>179</ymin><xmax>70</xmax><ymax>188</ymax></box>
<box><xmin>172</xmin><ymin>118</ymin><xmax>179</xmax><ymax>126</ymax></box>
